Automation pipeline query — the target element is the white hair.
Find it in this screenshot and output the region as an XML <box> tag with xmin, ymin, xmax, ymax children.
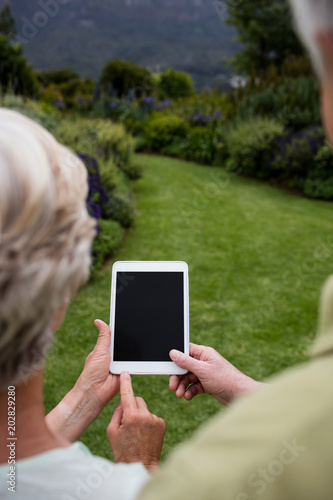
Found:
<box><xmin>0</xmin><ymin>109</ymin><xmax>96</xmax><ymax>390</ymax></box>
<box><xmin>289</xmin><ymin>0</ymin><xmax>333</xmax><ymax>78</ymax></box>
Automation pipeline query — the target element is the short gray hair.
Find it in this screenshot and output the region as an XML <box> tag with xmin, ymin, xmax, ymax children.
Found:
<box><xmin>0</xmin><ymin>109</ymin><xmax>96</xmax><ymax>390</ymax></box>
<box><xmin>289</xmin><ymin>0</ymin><xmax>333</xmax><ymax>78</ymax></box>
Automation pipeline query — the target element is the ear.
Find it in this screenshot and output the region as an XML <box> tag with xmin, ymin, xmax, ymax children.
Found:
<box><xmin>316</xmin><ymin>31</ymin><xmax>333</xmax><ymax>82</ymax></box>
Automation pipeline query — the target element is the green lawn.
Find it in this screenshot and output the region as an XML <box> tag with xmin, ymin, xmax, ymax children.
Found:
<box><xmin>44</xmin><ymin>154</ymin><xmax>333</xmax><ymax>461</ymax></box>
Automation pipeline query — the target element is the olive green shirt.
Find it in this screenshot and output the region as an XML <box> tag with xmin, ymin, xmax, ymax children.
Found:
<box><xmin>139</xmin><ymin>276</ymin><xmax>333</xmax><ymax>500</ymax></box>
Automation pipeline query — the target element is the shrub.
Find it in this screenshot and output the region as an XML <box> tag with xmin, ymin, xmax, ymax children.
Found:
<box><xmin>97</xmin><ymin>97</ymin><xmax>144</xmax><ymax>131</ymax></box>
<box><xmin>158</xmin><ymin>68</ymin><xmax>194</xmax><ymax>99</ymax></box>
<box><xmin>99</xmin><ymin>159</ymin><xmax>118</xmax><ymax>194</ymax></box>
<box><xmin>145</xmin><ymin>115</ymin><xmax>189</xmax><ymax>151</ymax></box>
<box><xmin>55</xmin><ymin>119</ymin><xmax>97</xmax><ymax>156</ymax></box>
<box><xmin>313</xmin><ymin>142</ymin><xmax>333</xmax><ymax>175</ymax></box>
<box><xmin>268</xmin><ymin>126</ymin><xmax>325</xmax><ymax>188</ymax></box>
<box><xmin>91</xmin><ymin>219</ymin><xmax>123</xmax><ymax>275</ymax></box>
<box><xmin>180</xmin><ymin>127</ymin><xmax>223</xmax><ymax>165</ymax></box>
<box><xmin>41</xmin><ymin>77</ymin><xmax>94</xmax><ymax>110</ymax></box>
<box><xmin>80</xmin><ymin>153</ymin><xmax>135</xmax><ymax>228</ymax></box>
<box><xmin>161</xmin><ymin>140</ymin><xmax>184</xmax><ymax>158</ymax></box>
<box><xmin>1</xmin><ymin>94</ymin><xmax>58</xmax><ymax>132</ymax></box>
<box><xmin>303</xmin><ymin>178</ymin><xmax>333</xmax><ymax>200</ymax></box>
<box><xmin>225</xmin><ymin>118</ymin><xmax>285</xmax><ymax>178</ymax></box>
<box><xmin>103</xmin><ymin>196</ymin><xmax>133</xmax><ymax>228</ymax></box>
<box><xmin>233</xmin><ymin>76</ymin><xmax>320</xmax><ymax>131</ymax></box>
<box><xmin>303</xmin><ymin>142</ymin><xmax>333</xmax><ymax>200</ymax></box>
<box><xmin>95</xmin><ymin>120</ymin><xmax>134</xmax><ymax>170</ymax></box>
<box><xmin>55</xmin><ymin>118</ymin><xmax>135</xmax><ymax>179</ymax></box>
<box><xmin>122</xmin><ymin>160</ymin><xmax>144</xmax><ymax>180</ymax></box>
<box><xmin>134</xmin><ymin>136</ymin><xmax>147</xmax><ymax>152</ymax></box>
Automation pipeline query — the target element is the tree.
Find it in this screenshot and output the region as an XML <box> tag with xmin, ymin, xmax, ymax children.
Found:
<box><xmin>0</xmin><ymin>4</ymin><xmax>16</xmax><ymax>38</ymax></box>
<box><xmin>0</xmin><ymin>35</ymin><xmax>38</xmax><ymax>96</ymax></box>
<box><xmin>100</xmin><ymin>59</ymin><xmax>154</xmax><ymax>98</ymax></box>
<box><xmin>158</xmin><ymin>68</ymin><xmax>194</xmax><ymax>99</ymax></box>
<box><xmin>224</xmin><ymin>0</ymin><xmax>304</xmax><ymax>75</ymax></box>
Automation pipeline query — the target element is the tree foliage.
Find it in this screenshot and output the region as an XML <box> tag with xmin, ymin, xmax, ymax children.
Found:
<box><xmin>35</xmin><ymin>68</ymin><xmax>95</xmax><ymax>109</ymax></box>
<box><xmin>100</xmin><ymin>59</ymin><xmax>154</xmax><ymax>98</ymax></box>
<box><xmin>0</xmin><ymin>4</ymin><xmax>16</xmax><ymax>38</ymax></box>
<box><xmin>36</xmin><ymin>68</ymin><xmax>81</xmax><ymax>87</ymax></box>
<box><xmin>158</xmin><ymin>68</ymin><xmax>194</xmax><ymax>99</ymax></box>
<box><xmin>224</xmin><ymin>0</ymin><xmax>304</xmax><ymax>75</ymax></box>
<box><xmin>0</xmin><ymin>35</ymin><xmax>37</xmax><ymax>96</ymax></box>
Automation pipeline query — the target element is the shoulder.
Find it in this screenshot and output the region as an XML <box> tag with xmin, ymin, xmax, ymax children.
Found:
<box><xmin>2</xmin><ymin>443</ymin><xmax>150</xmax><ymax>500</ymax></box>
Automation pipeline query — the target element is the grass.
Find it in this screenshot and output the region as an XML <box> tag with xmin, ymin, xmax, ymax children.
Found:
<box><xmin>44</xmin><ymin>154</ymin><xmax>333</xmax><ymax>462</ymax></box>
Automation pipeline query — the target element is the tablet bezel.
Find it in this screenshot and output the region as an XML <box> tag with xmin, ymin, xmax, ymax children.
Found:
<box><xmin>110</xmin><ymin>261</ymin><xmax>189</xmax><ymax>375</ymax></box>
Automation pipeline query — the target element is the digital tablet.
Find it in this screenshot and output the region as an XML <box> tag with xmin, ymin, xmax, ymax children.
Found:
<box><xmin>110</xmin><ymin>261</ymin><xmax>189</xmax><ymax>375</ymax></box>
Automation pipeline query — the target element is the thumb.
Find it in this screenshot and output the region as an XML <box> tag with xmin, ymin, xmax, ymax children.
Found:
<box><xmin>169</xmin><ymin>349</ymin><xmax>202</xmax><ymax>374</ymax></box>
<box><xmin>94</xmin><ymin>319</ymin><xmax>111</xmax><ymax>351</ymax></box>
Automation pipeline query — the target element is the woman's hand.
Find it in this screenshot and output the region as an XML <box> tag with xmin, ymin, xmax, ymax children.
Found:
<box><xmin>107</xmin><ymin>372</ymin><xmax>166</xmax><ymax>473</ymax></box>
<box><xmin>45</xmin><ymin>320</ymin><xmax>119</xmax><ymax>442</ymax></box>
<box><xmin>169</xmin><ymin>343</ymin><xmax>264</xmax><ymax>406</ymax></box>
<box><xmin>74</xmin><ymin>319</ymin><xmax>120</xmax><ymax>408</ymax></box>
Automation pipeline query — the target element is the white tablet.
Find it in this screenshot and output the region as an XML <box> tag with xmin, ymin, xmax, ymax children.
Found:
<box><xmin>110</xmin><ymin>261</ymin><xmax>189</xmax><ymax>375</ymax></box>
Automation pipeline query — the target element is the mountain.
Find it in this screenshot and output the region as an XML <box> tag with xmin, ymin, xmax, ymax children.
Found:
<box><xmin>6</xmin><ymin>0</ymin><xmax>239</xmax><ymax>89</ymax></box>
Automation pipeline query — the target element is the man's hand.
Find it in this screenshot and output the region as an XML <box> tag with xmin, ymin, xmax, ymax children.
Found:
<box><xmin>45</xmin><ymin>320</ymin><xmax>119</xmax><ymax>442</ymax></box>
<box><xmin>169</xmin><ymin>343</ymin><xmax>264</xmax><ymax>406</ymax></box>
<box><xmin>107</xmin><ymin>372</ymin><xmax>166</xmax><ymax>473</ymax></box>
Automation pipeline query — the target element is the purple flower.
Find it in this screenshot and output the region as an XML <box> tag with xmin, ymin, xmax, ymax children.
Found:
<box><xmin>192</xmin><ymin>113</ymin><xmax>212</xmax><ymax>125</ymax></box>
<box><xmin>54</xmin><ymin>99</ymin><xmax>66</xmax><ymax>109</ymax></box>
<box><xmin>155</xmin><ymin>99</ymin><xmax>173</xmax><ymax>111</ymax></box>
<box><xmin>87</xmin><ymin>200</ymin><xmax>102</xmax><ymax>219</ymax></box>
<box><xmin>213</xmin><ymin>110</ymin><xmax>224</xmax><ymax>119</ymax></box>
<box><xmin>78</xmin><ymin>154</ymin><xmax>99</xmax><ymax>173</ymax></box>
<box><xmin>78</xmin><ymin>153</ymin><xmax>109</xmax><ymax>222</ymax></box>
<box><xmin>76</xmin><ymin>96</ymin><xmax>87</xmax><ymax>107</ymax></box>
<box><xmin>141</xmin><ymin>96</ymin><xmax>156</xmax><ymax>106</ymax></box>
<box><xmin>110</xmin><ymin>101</ymin><xmax>119</xmax><ymax>109</ymax></box>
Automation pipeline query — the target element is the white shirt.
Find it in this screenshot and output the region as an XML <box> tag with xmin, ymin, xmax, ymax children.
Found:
<box><xmin>0</xmin><ymin>442</ymin><xmax>150</xmax><ymax>500</ymax></box>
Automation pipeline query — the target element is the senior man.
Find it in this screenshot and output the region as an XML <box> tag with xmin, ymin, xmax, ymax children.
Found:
<box><xmin>138</xmin><ymin>1</ymin><xmax>333</xmax><ymax>499</ymax></box>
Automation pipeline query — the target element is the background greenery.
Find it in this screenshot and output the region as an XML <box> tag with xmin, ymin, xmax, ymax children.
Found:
<box><xmin>3</xmin><ymin>1</ymin><xmax>331</xmax><ymax>202</ymax></box>
<box><xmin>45</xmin><ymin>154</ymin><xmax>333</xmax><ymax>461</ymax></box>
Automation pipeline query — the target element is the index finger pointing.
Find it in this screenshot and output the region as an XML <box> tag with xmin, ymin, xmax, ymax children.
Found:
<box><xmin>120</xmin><ymin>371</ymin><xmax>137</xmax><ymax>410</ymax></box>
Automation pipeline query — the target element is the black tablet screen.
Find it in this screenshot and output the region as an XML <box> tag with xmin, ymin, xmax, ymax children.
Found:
<box><xmin>114</xmin><ymin>272</ymin><xmax>184</xmax><ymax>361</ymax></box>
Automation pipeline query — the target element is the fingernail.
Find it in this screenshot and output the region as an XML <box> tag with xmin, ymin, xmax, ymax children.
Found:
<box><xmin>121</xmin><ymin>371</ymin><xmax>130</xmax><ymax>378</ymax></box>
<box><xmin>170</xmin><ymin>349</ymin><xmax>180</xmax><ymax>361</ymax></box>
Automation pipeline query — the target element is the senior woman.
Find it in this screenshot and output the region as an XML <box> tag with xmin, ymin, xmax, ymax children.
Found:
<box><xmin>0</xmin><ymin>109</ymin><xmax>165</xmax><ymax>499</ymax></box>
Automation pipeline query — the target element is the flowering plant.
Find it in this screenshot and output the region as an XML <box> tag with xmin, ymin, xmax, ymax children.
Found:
<box><xmin>78</xmin><ymin>153</ymin><xmax>109</xmax><ymax>227</ymax></box>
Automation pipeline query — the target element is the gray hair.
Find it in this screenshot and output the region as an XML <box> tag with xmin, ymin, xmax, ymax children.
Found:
<box><xmin>289</xmin><ymin>0</ymin><xmax>333</xmax><ymax>78</ymax></box>
<box><xmin>0</xmin><ymin>109</ymin><xmax>96</xmax><ymax>390</ymax></box>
